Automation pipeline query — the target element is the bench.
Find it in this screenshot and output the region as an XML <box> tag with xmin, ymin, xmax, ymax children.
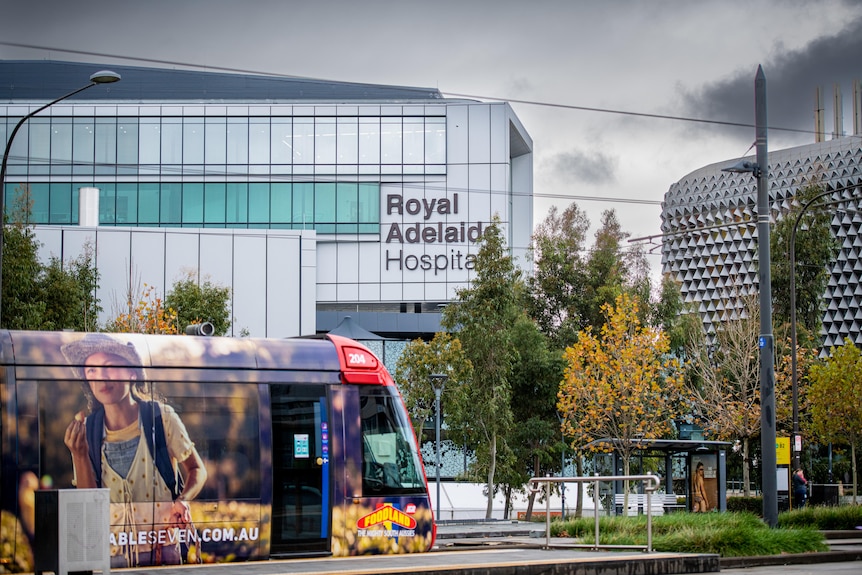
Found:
<box><xmin>613</xmin><ymin>493</ymin><xmax>685</xmax><ymax>516</ymax></box>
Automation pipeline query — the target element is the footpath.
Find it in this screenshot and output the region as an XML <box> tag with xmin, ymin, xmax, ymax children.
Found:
<box><xmin>106</xmin><ymin>521</ymin><xmax>861</xmax><ymax>575</ymax></box>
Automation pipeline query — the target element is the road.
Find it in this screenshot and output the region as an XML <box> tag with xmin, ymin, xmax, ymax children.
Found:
<box><xmin>722</xmin><ymin>562</ymin><xmax>861</xmax><ymax>574</ymax></box>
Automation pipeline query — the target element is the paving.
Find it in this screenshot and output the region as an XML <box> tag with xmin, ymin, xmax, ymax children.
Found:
<box><xmin>98</xmin><ymin>521</ymin><xmax>862</xmax><ymax>575</ymax></box>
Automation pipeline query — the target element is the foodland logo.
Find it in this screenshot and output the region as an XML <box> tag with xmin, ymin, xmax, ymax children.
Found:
<box><xmin>356</xmin><ymin>503</ymin><xmax>417</xmax><ymax>530</ymax></box>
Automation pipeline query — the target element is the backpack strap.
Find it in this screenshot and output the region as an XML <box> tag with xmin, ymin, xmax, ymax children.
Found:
<box><xmin>140</xmin><ymin>400</ymin><xmax>184</xmax><ymax>499</ymax></box>
<box><xmin>87</xmin><ymin>401</ymin><xmax>184</xmax><ymax>499</ymax></box>
<box><xmin>85</xmin><ymin>407</ymin><xmax>105</xmax><ymax>488</ymax></box>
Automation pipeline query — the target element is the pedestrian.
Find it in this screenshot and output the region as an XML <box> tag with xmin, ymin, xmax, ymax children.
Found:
<box><xmin>792</xmin><ymin>467</ymin><xmax>807</xmax><ymax>509</ymax></box>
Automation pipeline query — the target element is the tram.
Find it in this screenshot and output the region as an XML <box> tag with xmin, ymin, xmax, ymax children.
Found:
<box><xmin>0</xmin><ymin>330</ymin><xmax>434</xmax><ymax>569</ymax></box>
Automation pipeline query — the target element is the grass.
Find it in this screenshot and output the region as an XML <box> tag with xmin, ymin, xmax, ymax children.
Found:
<box><xmin>777</xmin><ymin>504</ymin><xmax>862</xmax><ymax>530</ymax></box>
<box><xmin>550</xmin><ymin>511</ymin><xmax>832</xmax><ymax>557</ymax></box>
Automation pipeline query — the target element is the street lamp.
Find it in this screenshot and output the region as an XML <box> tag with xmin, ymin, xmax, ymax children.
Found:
<box><xmin>788</xmin><ymin>185</ymin><xmax>860</xmax><ymax>469</ymax></box>
<box><xmin>429</xmin><ymin>373</ymin><xmax>448</xmax><ymax>520</ymax></box>
<box><xmin>0</xmin><ymin>70</ymin><xmax>121</xmax><ymax>327</ymax></box>
<box><xmin>721</xmin><ymin>65</ymin><xmax>778</xmax><ymax>526</ymax></box>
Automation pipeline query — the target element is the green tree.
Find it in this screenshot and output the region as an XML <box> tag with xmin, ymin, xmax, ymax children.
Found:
<box><xmin>583</xmin><ymin>210</ymin><xmax>650</xmax><ymax>329</ymax></box>
<box><xmin>164</xmin><ymin>271</ymin><xmax>232</xmax><ymax>336</ymax></box>
<box><xmin>2</xmin><ymin>185</ymin><xmax>101</xmax><ymax>330</ymax></box>
<box><xmin>650</xmin><ymin>274</ymin><xmax>687</xmax><ymax>356</ymax></box>
<box><xmin>505</xmin><ymin>315</ymin><xmax>565</xmax><ymax>519</ymax></box>
<box><xmin>559</xmin><ymin>294</ymin><xmax>688</xmax><ymax>505</ymax></box>
<box><xmin>441</xmin><ymin>217</ymin><xmax>523</xmax><ymax>519</ymax></box>
<box><xmin>808</xmin><ymin>338</ymin><xmax>862</xmax><ymax>504</ymax></box>
<box><xmin>771</xmin><ymin>183</ymin><xmax>839</xmax><ymax>347</ymax></box>
<box><xmin>393</xmin><ymin>332</ymin><xmax>471</xmax><ymax>444</ymax></box>
<box><xmin>527</xmin><ymin>203</ymin><xmax>590</xmax><ymax>349</ymax></box>
<box><xmin>39</xmin><ymin>243</ymin><xmax>102</xmax><ymax>331</ymax></box>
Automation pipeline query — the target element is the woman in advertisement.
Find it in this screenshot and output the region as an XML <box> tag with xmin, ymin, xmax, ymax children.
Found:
<box><xmin>691</xmin><ymin>462</ymin><xmax>710</xmax><ymax>512</ymax></box>
<box><xmin>62</xmin><ymin>333</ymin><xmax>207</xmax><ymax>567</ymax></box>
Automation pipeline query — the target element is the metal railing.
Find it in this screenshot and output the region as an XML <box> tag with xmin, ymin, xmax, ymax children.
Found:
<box><xmin>528</xmin><ymin>473</ymin><xmax>661</xmax><ymax>552</ymax></box>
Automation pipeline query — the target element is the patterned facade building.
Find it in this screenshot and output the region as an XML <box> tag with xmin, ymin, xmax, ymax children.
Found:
<box><xmin>661</xmin><ymin>136</ymin><xmax>862</xmax><ymax>349</ymax></box>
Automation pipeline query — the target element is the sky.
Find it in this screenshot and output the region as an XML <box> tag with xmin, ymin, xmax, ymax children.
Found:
<box><xmin>2</xmin><ymin>0</ymin><xmax>862</xmax><ymax>277</ymax></box>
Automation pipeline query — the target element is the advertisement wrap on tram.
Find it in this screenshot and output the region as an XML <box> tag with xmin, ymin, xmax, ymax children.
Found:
<box><xmin>0</xmin><ymin>330</ymin><xmax>434</xmax><ymax>570</ymax></box>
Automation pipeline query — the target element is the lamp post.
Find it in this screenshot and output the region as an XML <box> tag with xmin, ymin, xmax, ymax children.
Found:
<box><xmin>0</xmin><ymin>70</ymin><xmax>121</xmax><ymax>327</ymax></box>
<box><xmin>722</xmin><ymin>65</ymin><xmax>777</xmax><ymax>526</ymax></box>
<box><xmin>789</xmin><ymin>185</ymin><xmax>859</xmax><ymax>469</ymax></box>
<box><xmin>430</xmin><ymin>373</ymin><xmax>448</xmax><ymax>519</ymax></box>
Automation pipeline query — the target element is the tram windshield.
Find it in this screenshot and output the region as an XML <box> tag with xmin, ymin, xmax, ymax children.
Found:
<box><xmin>360</xmin><ymin>389</ymin><xmax>426</xmax><ymax>495</ymax></box>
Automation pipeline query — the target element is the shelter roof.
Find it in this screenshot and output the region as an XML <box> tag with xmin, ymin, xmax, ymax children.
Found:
<box><xmin>584</xmin><ymin>438</ymin><xmax>732</xmax><ymax>454</ymax></box>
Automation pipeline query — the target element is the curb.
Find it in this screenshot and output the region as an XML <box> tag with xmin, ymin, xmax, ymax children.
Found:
<box><xmin>720</xmin><ymin>549</ymin><xmax>862</xmax><ymax>569</ymax></box>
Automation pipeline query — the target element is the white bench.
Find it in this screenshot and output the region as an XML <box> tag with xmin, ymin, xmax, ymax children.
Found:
<box><xmin>613</xmin><ymin>493</ymin><xmax>683</xmax><ymax>516</ymax></box>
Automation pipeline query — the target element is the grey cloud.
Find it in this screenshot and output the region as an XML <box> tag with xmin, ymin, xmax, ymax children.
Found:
<box><xmin>680</xmin><ymin>15</ymin><xmax>862</xmax><ymax>137</ymax></box>
<box><xmin>548</xmin><ymin>149</ymin><xmax>618</xmax><ymax>185</ymax></box>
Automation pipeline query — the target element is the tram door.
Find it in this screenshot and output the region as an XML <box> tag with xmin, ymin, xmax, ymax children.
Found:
<box><xmin>271</xmin><ymin>384</ymin><xmax>330</xmax><ymax>555</ymax></box>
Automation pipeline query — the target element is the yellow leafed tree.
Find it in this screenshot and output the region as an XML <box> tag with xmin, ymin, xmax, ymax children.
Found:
<box><xmin>558</xmin><ymin>294</ymin><xmax>688</xmax><ymax>503</ymax></box>
<box><xmin>106</xmin><ymin>283</ymin><xmax>178</xmax><ymax>334</ymax></box>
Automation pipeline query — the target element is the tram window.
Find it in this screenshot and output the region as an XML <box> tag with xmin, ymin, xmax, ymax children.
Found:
<box><xmin>360</xmin><ymin>390</ymin><xmax>425</xmax><ymax>495</ymax></box>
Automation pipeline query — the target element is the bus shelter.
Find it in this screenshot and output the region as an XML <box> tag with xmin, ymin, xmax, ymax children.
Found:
<box><xmin>585</xmin><ymin>438</ymin><xmax>731</xmax><ymax>514</ymax></box>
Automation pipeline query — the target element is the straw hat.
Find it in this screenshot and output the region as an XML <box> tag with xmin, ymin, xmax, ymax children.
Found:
<box><xmin>61</xmin><ymin>333</ymin><xmax>142</xmax><ymax>368</ymax></box>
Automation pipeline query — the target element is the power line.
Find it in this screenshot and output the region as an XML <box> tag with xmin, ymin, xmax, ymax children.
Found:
<box><xmin>1</xmin><ymin>41</ymin><xmax>816</xmax><ymax>136</ymax></box>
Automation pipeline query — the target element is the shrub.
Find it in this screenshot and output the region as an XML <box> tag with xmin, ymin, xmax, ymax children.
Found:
<box><xmin>778</xmin><ymin>504</ymin><xmax>862</xmax><ymax>530</ymax></box>
<box><xmin>550</xmin><ymin>511</ymin><xmax>828</xmax><ymax>557</ymax></box>
<box><xmin>727</xmin><ymin>496</ymin><xmax>762</xmax><ymax>514</ymax></box>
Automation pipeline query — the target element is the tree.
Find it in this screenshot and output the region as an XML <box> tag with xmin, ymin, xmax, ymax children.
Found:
<box><xmin>2</xmin><ymin>185</ymin><xmax>101</xmax><ymax>330</ymax></box>
<box><xmin>583</xmin><ymin>210</ymin><xmax>650</xmax><ymax>330</ymax></box>
<box><xmin>441</xmin><ymin>217</ymin><xmax>523</xmax><ymax>519</ymax></box>
<box><xmin>559</xmin><ymin>293</ymin><xmax>688</xmax><ymax>504</ymax></box>
<box><xmin>393</xmin><ymin>332</ymin><xmax>471</xmax><ymax>444</ymax></box>
<box><xmin>650</xmin><ymin>274</ymin><xmax>687</xmax><ymax>356</ymax></box>
<box><xmin>105</xmin><ymin>282</ymin><xmax>178</xmax><ymax>334</ymax></box>
<box><xmin>164</xmin><ymin>271</ymin><xmax>232</xmax><ymax>336</ymax></box>
<box><xmin>527</xmin><ymin>203</ymin><xmax>590</xmax><ymax>349</ymax></box>
<box><xmin>505</xmin><ymin>315</ymin><xmax>565</xmax><ymax>520</ymax></box>
<box><xmin>685</xmin><ymin>291</ymin><xmax>760</xmax><ymax>495</ymax></box>
<box><xmin>686</xmin><ymin>289</ymin><xmax>797</xmax><ymax>495</ymax></box>
<box><xmin>808</xmin><ymin>338</ymin><xmax>862</xmax><ymax>504</ymax></box>
<box><xmin>771</xmin><ymin>183</ymin><xmax>839</xmax><ymax>346</ymax></box>
<box><xmin>39</xmin><ymin>243</ymin><xmax>102</xmax><ymax>332</ymax></box>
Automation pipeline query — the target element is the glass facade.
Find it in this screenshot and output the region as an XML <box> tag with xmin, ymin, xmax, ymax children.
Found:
<box><xmin>1</xmin><ymin>112</ymin><xmax>446</xmax><ymax>233</ymax></box>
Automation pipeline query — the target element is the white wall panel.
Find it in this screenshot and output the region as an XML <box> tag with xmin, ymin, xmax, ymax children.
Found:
<box><xmin>336</xmin><ymin>242</ymin><xmax>360</xmax><ymax>283</ymax></box>
<box><xmin>402</xmin><ymin>282</ymin><xmax>424</xmax><ymax>301</ymax></box>
<box><xmin>490</xmin><ymin>104</ymin><xmax>508</xmax><ymax>163</ymax></box>
<box><xmin>358</xmin><ymin>282</ymin><xmax>380</xmax><ymax>300</ymax></box>
<box><xmin>490</xmin><ymin>163</ymin><xmax>509</xmax><ymax>221</ymax></box>
<box><xmin>380</xmin><ymin>283</ymin><xmax>403</xmax><ymax>301</ymax></box>
<box><xmin>357</xmin><ymin>242</ymin><xmax>381</xmax><ymax>284</ymax></box>
<box><xmin>337</xmin><ymin>282</ymin><xmax>359</xmax><ymax>301</ymax></box>
<box><xmin>198</xmin><ymin>232</ymin><xmax>233</xmax><ymax>288</ymax></box>
<box><xmin>316</xmin><ymin>243</ymin><xmax>338</xmax><ymax>284</ymax></box>
<box><xmin>131</xmin><ymin>232</ymin><xmax>166</xmax><ymax>294</ymax></box>
<box><xmin>233</xmin><ymin>235</ymin><xmax>268</xmax><ymax>336</ymax></box>
<box><xmin>93</xmin><ymin>229</ymin><xmax>132</xmax><ymax>318</ymax></box>
<box><xmin>447</xmin><ymin>106</ymin><xmax>469</xmax><ymax>164</ymax></box>
<box><xmin>468</xmin><ymin>165</ymin><xmax>492</xmax><ymax>220</ymax></box>
<box><xmin>301</xmin><ymin>236</ymin><xmax>317</xmax><ymax>336</ymax></box>
<box><xmin>164</xmin><ymin>232</ymin><xmax>199</xmax><ymax>284</ymax></box>
<box><xmin>468</xmin><ymin>105</ymin><xmax>491</xmax><ymax>164</ymax></box>
<box><xmin>267</xmin><ymin>235</ymin><xmax>300</xmax><ymax>338</ymax></box>
<box><xmin>58</xmin><ymin>229</ymin><xmax>96</xmax><ymax>264</ymax></box>
<box><xmin>35</xmin><ymin>228</ymin><xmax>63</xmax><ymax>263</ymax></box>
